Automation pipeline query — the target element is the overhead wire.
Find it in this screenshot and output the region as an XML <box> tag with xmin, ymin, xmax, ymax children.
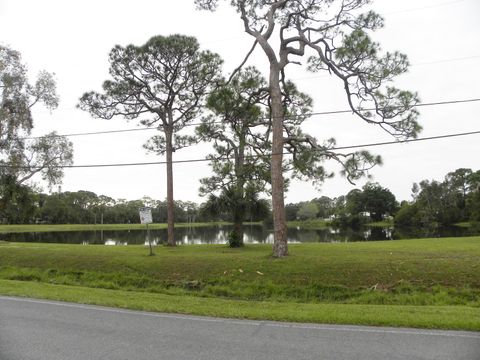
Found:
<box><xmin>30</xmin><ymin>52</ymin><xmax>480</xmax><ymax>115</ymax></box>
<box><xmin>290</xmin><ymin>54</ymin><xmax>480</xmax><ymax>81</ymax></box>
<box><xmin>3</xmin><ymin>129</ymin><xmax>480</xmax><ymax>169</ymax></box>
<box><xmin>384</xmin><ymin>0</ymin><xmax>469</xmax><ymax>15</ymax></box>
<box><xmin>22</xmin><ymin>97</ymin><xmax>480</xmax><ymax>140</ymax></box>
<box><xmin>4</xmin><ymin>2</ymin><xmax>478</xmax><ymax>163</ymax></box>
<box><xmin>1</xmin><ymin>0</ymin><xmax>478</xmax><ymax>191</ymax></box>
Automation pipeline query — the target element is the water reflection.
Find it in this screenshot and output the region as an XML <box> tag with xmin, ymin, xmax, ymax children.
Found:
<box><xmin>104</xmin><ymin>239</ymin><xmax>127</xmax><ymax>246</ymax></box>
<box><xmin>1</xmin><ymin>224</ymin><xmax>479</xmax><ymax>245</ymax></box>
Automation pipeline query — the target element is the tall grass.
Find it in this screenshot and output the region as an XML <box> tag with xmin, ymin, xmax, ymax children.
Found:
<box><xmin>0</xmin><ymin>238</ymin><xmax>479</xmax><ymax>306</ymax></box>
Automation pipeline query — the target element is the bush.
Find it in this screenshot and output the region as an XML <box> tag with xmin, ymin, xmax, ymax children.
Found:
<box><xmin>228</xmin><ymin>230</ymin><xmax>243</xmax><ymax>248</ymax></box>
<box><xmin>331</xmin><ymin>213</ymin><xmax>367</xmax><ymax>229</ymax></box>
<box><xmin>394</xmin><ymin>203</ymin><xmax>420</xmax><ymax>227</ymax></box>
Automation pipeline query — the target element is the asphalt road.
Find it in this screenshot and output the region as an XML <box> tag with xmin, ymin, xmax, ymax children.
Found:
<box><xmin>0</xmin><ymin>296</ymin><xmax>479</xmax><ymax>360</ymax></box>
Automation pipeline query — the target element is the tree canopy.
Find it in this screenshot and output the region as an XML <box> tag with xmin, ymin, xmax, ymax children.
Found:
<box><xmin>79</xmin><ymin>34</ymin><xmax>223</xmax><ymax>246</ymax></box>
<box><xmin>0</xmin><ymin>45</ymin><xmax>73</xmax><ymax>197</ymax></box>
<box><xmin>196</xmin><ymin>0</ymin><xmax>420</xmax><ymax>256</ymax></box>
<box><xmin>197</xmin><ymin>67</ymin><xmax>271</xmax><ymax>246</ymax></box>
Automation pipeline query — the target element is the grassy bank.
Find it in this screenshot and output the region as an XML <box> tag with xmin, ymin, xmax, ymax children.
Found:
<box><xmin>287</xmin><ymin>219</ymin><xmax>394</xmax><ymax>229</ymax></box>
<box><xmin>286</xmin><ymin>219</ymin><xmax>330</xmax><ymax>229</ymax></box>
<box><xmin>0</xmin><ymin>238</ymin><xmax>479</xmax><ymax>329</ymax></box>
<box><xmin>455</xmin><ymin>221</ymin><xmax>479</xmax><ymax>228</ymax></box>
<box><xmin>367</xmin><ymin>220</ymin><xmax>394</xmax><ymax>227</ymax></box>
<box><xmin>0</xmin><ymin>221</ymin><xmax>316</xmax><ymax>233</ymax></box>
<box><xmin>1</xmin><ymin>280</ymin><xmax>478</xmax><ymax>330</ymax></box>
<box><xmin>0</xmin><ymin>222</ymin><xmax>230</xmax><ymax>233</ymax></box>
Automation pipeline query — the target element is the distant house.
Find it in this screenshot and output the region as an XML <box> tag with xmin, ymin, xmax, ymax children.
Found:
<box><xmin>359</xmin><ymin>211</ymin><xmax>371</xmax><ymax>218</ymax></box>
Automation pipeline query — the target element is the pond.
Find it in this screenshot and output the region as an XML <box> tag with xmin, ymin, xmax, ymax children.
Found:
<box><xmin>1</xmin><ymin>224</ymin><xmax>479</xmax><ymax>245</ymax></box>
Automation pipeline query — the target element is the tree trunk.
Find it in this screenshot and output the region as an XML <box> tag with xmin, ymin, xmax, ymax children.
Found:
<box><xmin>269</xmin><ymin>66</ymin><xmax>288</xmax><ymax>257</ymax></box>
<box><xmin>165</xmin><ymin>126</ymin><xmax>175</xmax><ymax>246</ymax></box>
<box><xmin>231</xmin><ymin>206</ymin><xmax>245</xmax><ymax>247</ymax></box>
<box><xmin>231</xmin><ymin>134</ymin><xmax>246</xmax><ymax>247</ymax></box>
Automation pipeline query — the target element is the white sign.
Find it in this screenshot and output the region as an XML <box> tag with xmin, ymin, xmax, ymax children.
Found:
<box><xmin>139</xmin><ymin>207</ymin><xmax>153</xmax><ymax>224</ymax></box>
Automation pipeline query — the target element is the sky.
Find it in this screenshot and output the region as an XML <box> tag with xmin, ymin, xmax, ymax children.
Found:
<box><xmin>1</xmin><ymin>0</ymin><xmax>479</xmax><ymax>204</ymax></box>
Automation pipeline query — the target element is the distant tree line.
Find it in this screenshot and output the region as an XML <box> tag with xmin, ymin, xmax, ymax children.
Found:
<box><xmin>0</xmin><ymin>188</ymin><xmax>270</xmax><ymax>225</ymax></box>
<box><xmin>286</xmin><ymin>182</ymin><xmax>398</xmax><ymax>227</ymax></box>
<box><xmin>395</xmin><ymin>168</ymin><xmax>480</xmax><ymax>228</ymax></box>
<box><xmin>1</xmin><ymin>167</ymin><xmax>478</xmax><ymax>229</ymax></box>
<box><xmin>285</xmin><ymin>167</ymin><xmax>480</xmax><ymax>229</ymax></box>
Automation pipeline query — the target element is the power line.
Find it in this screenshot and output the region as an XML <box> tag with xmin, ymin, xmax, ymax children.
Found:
<box><xmin>291</xmin><ymin>54</ymin><xmax>480</xmax><ymax>81</ymax></box>
<box><xmin>32</xmin><ymin>53</ymin><xmax>480</xmax><ymax>111</ymax></box>
<box><xmin>332</xmin><ymin>129</ymin><xmax>480</xmax><ymax>150</ymax></box>
<box><xmin>413</xmin><ymin>55</ymin><xmax>480</xmax><ymax>67</ymax></box>
<box><xmin>300</xmin><ymin>98</ymin><xmax>480</xmax><ymax>117</ymax></box>
<box><xmin>385</xmin><ymin>0</ymin><xmax>469</xmax><ymax>15</ymax></box>
<box><xmin>4</xmin><ymin>129</ymin><xmax>480</xmax><ymax>169</ymax></box>
<box><xmin>22</xmin><ymin>97</ymin><xmax>480</xmax><ymax>140</ymax></box>
<box><xmin>29</xmin><ymin>127</ymin><xmax>156</xmax><ymax>139</ymax></box>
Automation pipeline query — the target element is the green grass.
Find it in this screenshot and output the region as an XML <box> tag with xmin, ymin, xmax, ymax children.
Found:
<box><xmin>287</xmin><ymin>219</ymin><xmax>395</xmax><ymax>229</ymax></box>
<box><xmin>367</xmin><ymin>220</ymin><xmax>394</xmax><ymax>227</ymax></box>
<box><xmin>287</xmin><ymin>219</ymin><xmax>330</xmax><ymax>229</ymax></box>
<box><xmin>0</xmin><ymin>220</ymin><xmax>319</xmax><ymax>233</ymax></box>
<box><xmin>455</xmin><ymin>222</ymin><xmax>479</xmax><ymax>228</ymax></box>
<box><xmin>1</xmin><ymin>279</ymin><xmax>478</xmax><ymax>330</ymax></box>
<box><xmin>287</xmin><ymin>219</ymin><xmax>394</xmax><ymax>229</ymax></box>
<box><xmin>0</xmin><ymin>238</ymin><xmax>479</xmax><ymax>329</ymax></box>
<box><xmin>0</xmin><ymin>222</ymin><xmax>230</xmax><ymax>233</ymax></box>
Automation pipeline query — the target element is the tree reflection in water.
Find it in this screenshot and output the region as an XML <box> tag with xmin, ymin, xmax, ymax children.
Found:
<box><xmin>1</xmin><ymin>224</ymin><xmax>478</xmax><ymax>245</ymax></box>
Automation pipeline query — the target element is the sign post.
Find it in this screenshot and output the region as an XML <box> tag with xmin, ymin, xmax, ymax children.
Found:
<box><xmin>139</xmin><ymin>207</ymin><xmax>154</xmax><ymax>256</ymax></box>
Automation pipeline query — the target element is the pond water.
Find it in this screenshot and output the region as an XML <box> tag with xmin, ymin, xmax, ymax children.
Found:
<box><xmin>1</xmin><ymin>224</ymin><xmax>479</xmax><ymax>245</ymax></box>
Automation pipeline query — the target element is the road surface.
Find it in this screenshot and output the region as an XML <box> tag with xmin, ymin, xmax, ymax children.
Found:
<box><xmin>0</xmin><ymin>296</ymin><xmax>479</xmax><ymax>360</ymax></box>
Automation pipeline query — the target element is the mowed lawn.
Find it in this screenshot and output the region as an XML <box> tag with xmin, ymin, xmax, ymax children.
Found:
<box><xmin>0</xmin><ymin>237</ymin><xmax>479</xmax><ymax>330</ymax></box>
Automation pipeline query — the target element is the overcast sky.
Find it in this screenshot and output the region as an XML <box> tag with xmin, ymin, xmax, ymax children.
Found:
<box><xmin>1</xmin><ymin>0</ymin><xmax>479</xmax><ymax>204</ymax></box>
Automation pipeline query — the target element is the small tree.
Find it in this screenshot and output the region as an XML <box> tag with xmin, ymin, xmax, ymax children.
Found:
<box><xmin>297</xmin><ymin>202</ymin><xmax>319</xmax><ymax>220</ymax></box>
<box><xmin>79</xmin><ymin>35</ymin><xmax>223</xmax><ymax>246</ymax></box>
<box><xmin>345</xmin><ymin>188</ymin><xmax>364</xmax><ymax>215</ymax></box>
<box><xmin>0</xmin><ymin>177</ymin><xmax>37</xmax><ymax>224</ymax></box>
<box><xmin>196</xmin><ymin>0</ymin><xmax>420</xmax><ymax>257</ymax></box>
<box><xmin>285</xmin><ymin>202</ymin><xmax>300</xmax><ymax>221</ymax></box>
<box><xmin>198</xmin><ymin>66</ymin><xmax>318</xmax><ymax>246</ymax></box>
<box><xmin>360</xmin><ymin>182</ymin><xmax>397</xmax><ymax>221</ymax></box>
<box><xmin>312</xmin><ymin>196</ymin><xmax>334</xmax><ymax>219</ymax></box>
<box><xmin>444</xmin><ymin>168</ymin><xmax>473</xmax><ymax>219</ymax></box>
<box><xmin>466</xmin><ymin>170</ymin><xmax>480</xmax><ymax>222</ymax></box>
<box><xmin>197</xmin><ymin>67</ymin><xmax>271</xmax><ymax>246</ymax></box>
<box><xmin>412</xmin><ymin>180</ymin><xmax>461</xmax><ymax>226</ymax></box>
